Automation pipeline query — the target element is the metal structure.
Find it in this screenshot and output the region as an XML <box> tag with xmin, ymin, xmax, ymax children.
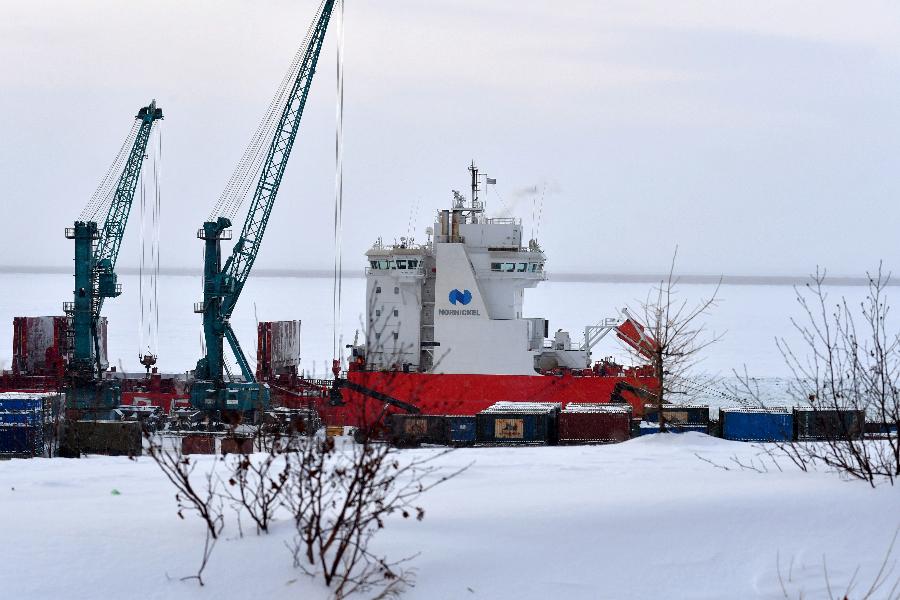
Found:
<box><xmin>191</xmin><ymin>0</ymin><xmax>336</xmax><ymax>414</ymax></box>
<box><xmin>65</xmin><ymin>101</ymin><xmax>163</xmax><ymax>411</ymax></box>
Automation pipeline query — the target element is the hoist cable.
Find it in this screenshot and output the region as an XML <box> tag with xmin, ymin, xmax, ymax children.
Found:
<box><xmin>80</xmin><ymin>122</ymin><xmax>140</xmax><ymax>222</ymax></box>
<box><xmin>332</xmin><ymin>0</ymin><xmax>345</xmax><ymax>363</ymax></box>
<box><xmin>209</xmin><ymin>5</ymin><xmax>324</xmax><ymax>221</ymax></box>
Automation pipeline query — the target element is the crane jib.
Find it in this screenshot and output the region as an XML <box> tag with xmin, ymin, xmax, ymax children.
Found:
<box><xmin>193</xmin><ymin>0</ymin><xmax>336</xmax><ymax>412</ymax></box>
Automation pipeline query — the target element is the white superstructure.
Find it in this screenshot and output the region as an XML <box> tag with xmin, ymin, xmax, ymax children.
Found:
<box><xmin>362</xmin><ymin>164</ymin><xmax>592</xmax><ymax>375</ymax></box>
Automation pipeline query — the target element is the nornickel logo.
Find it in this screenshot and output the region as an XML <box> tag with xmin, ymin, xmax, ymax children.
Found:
<box><xmin>448</xmin><ymin>289</ymin><xmax>473</xmax><ymax>305</ymax></box>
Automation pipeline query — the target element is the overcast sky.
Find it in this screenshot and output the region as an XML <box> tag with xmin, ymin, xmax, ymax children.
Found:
<box><xmin>2</xmin><ymin>0</ymin><xmax>900</xmax><ymax>277</ymax></box>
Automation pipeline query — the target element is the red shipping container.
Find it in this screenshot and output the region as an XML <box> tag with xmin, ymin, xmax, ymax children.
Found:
<box><xmin>559</xmin><ymin>403</ymin><xmax>632</xmax><ymax>444</ymax></box>
<box><xmin>220</xmin><ymin>436</ymin><xmax>254</xmax><ymax>455</ymax></box>
<box><xmin>181</xmin><ymin>434</ymin><xmax>216</xmax><ymax>455</ymax></box>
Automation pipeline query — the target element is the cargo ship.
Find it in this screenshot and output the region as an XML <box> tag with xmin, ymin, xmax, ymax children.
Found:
<box><xmin>315</xmin><ymin>164</ymin><xmax>659</xmax><ymax>427</ymax></box>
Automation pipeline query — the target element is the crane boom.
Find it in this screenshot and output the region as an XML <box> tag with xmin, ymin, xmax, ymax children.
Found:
<box><xmin>192</xmin><ymin>0</ymin><xmax>336</xmax><ymax>414</ymax></box>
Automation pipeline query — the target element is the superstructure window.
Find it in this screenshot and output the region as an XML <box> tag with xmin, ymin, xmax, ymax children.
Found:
<box><xmin>375</xmin><ymin>309</ymin><xmax>381</xmax><ymax>317</ymax></box>
<box><xmin>394</xmin><ymin>286</ymin><xmax>399</xmax><ymax>294</ymax></box>
<box><xmin>393</xmin><ymin>308</ymin><xmax>399</xmax><ymax>317</ymax></box>
<box><xmin>392</xmin><ymin>332</ymin><xmax>399</xmax><ymax>340</ymax></box>
<box><xmin>375</xmin><ymin>286</ymin><xmax>381</xmax><ymax>294</ymax></box>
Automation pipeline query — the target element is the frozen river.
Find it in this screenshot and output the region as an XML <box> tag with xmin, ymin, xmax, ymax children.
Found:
<box><xmin>0</xmin><ymin>271</ymin><xmax>886</xmax><ymax>405</ymax></box>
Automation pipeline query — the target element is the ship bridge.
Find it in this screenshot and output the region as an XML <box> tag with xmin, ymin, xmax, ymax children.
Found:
<box><xmin>361</xmin><ymin>165</ymin><xmax>589</xmax><ymax>375</ymax></box>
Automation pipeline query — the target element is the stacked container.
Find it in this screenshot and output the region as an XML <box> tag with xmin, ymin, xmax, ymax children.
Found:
<box><xmin>558</xmin><ymin>403</ymin><xmax>632</xmax><ymax>444</ymax></box>
<box><xmin>0</xmin><ymin>392</ymin><xmax>64</xmax><ymax>457</ymax></box>
<box><xmin>476</xmin><ymin>402</ymin><xmax>561</xmax><ymax>445</ymax></box>
<box><xmin>641</xmin><ymin>403</ymin><xmax>710</xmax><ymax>434</ymax></box>
<box><xmin>721</xmin><ymin>407</ymin><xmax>793</xmax><ymax>442</ymax></box>
<box><xmin>794</xmin><ymin>408</ymin><xmax>865</xmax><ymax>441</ymax></box>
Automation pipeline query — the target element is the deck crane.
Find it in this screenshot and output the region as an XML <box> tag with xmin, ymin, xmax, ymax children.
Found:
<box><xmin>65</xmin><ymin>101</ymin><xmax>164</xmax><ymax>414</ymax></box>
<box><xmin>190</xmin><ymin>0</ymin><xmax>336</xmax><ymax>417</ymax></box>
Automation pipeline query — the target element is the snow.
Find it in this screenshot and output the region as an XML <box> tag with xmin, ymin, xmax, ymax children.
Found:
<box><xmin>1</xmin><ymin>434</ymin><xmax>897</xmax><ymax>599</ymax></box>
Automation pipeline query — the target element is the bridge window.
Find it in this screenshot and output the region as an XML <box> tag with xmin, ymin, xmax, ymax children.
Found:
<box><xmin>395</xmin><ymin>259</ymin><xmax>407</xmax><ymax>269</ymax></box>
<box><xmin>370</xmin><ymin>260</ymin><xmax>378</xmax><ymax>269</ymax></box>
<box><xmin>491</xmin><ymin>262</ymin><xmax>502</xmax><ymax>271</ymax></box>
<box><xmin>503</xmin><ymin>262</ymin><xmax>516</xmax><ymax>272</ymax></box>
<box><xmin>408</xmin><ymin>259</ymin><xmax>418</xmax><ymax>268</ymax></box>
<box><xmin>517</xmin><ymin>263</ymin><xmax>527</xmax><ymax>272</ymax></box>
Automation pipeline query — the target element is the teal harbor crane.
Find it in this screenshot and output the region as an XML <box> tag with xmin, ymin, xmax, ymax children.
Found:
<box><xmin>65</xmin><ymin>101</ymin><xmax>164</xmax><ymax>414</ymax></box>
<box><xmin>191</xmin><ymin>1</ymin><xmax>336</xmax><ymax>417</ymax></box>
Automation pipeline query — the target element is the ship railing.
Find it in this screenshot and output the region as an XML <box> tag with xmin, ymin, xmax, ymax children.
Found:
<box><xmin>482</xmin><ymin>217</ymin><xmax>520</xmax><ymax>225</ymax></box>
<box><xmin>365</xmin><ymin>266</ymin><xmax>425</xmax><ymax>278</ymax></box>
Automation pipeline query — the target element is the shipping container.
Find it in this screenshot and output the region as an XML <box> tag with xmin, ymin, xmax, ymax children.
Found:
<box><xmin>794</xmin><ymin>408</ymin><xmax>865</xmax><ymax>441</ymax></box>
<box><xmin>60</xmin><ymin>420</ymin><xmax>142</xmax><ymax>457</ymax></box>
<box><xmin>181</xmin><ymin>434</ymin><xmax>216</xmax><ymax>455</ymax></box>
<box><xmin>643</xmin><ymin>404</ymin><xmax>710</xmax><ymax>426</ymax></box>
<box><xmin>448</xmin><ymin>415</ymin><xmax>477</xmax><ymax>445</ymax></box>
<box><xmin>721</xmin><ymin>407</ymin><xmax>793</xmax><ymax>442</ymax></box>
<box><xmin>0</xmin><ymin>426</ymin><xmax>42</xmax><ymax>456</ymax></box>
<box><xmin>559</xmin><ymin>403</ymin><xmax>632</xmax><ymax>444</ymax></box>
<box><xmin>0</xmin><ymin>392</ymin><xmax>65</xmax><ymax>458</ymax></box>
<box><xmin>257</xmin><ymin>320</ymin><xmax>301</xmax><ymax>379</ymax></box>
<box><xmin>390</xmin><ymin>414</ymin><xmax>449</xmax><ymax>446</ymax></box>
<box><xmin>12</xmin><ymin>316</ymin><xmax>68</xmax><ymax>376</ymax></box>
<box><xmin>220</xmin><ymin>436</ymin><xmax>254</xmax><ymax>455</ymax></box>
<box><xmin>476</xmin><ymin>402</ymin><xmax>561</xmax><ymax>445</ymax></box>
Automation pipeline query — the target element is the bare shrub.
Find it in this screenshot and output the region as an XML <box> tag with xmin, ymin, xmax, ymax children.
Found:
<box><xmin>625</xmin><ymin>248</ymin><xmax>721</xmax><ymax>430</ymax></box>
<box><xmin>736</xmin><ymin>266</ymin><xmax>900</xmax><ymax>485</ymax></box>
<box><xmin>145</xmin><ymin>433</ymin><xmax>224</xmax><ymax>585</ymax></box>
<box><xmin>284</xmin><ymin>431</ymin><xmax>463</xmax><ymax>598</ymax></box>
<box><xmin>220</xmin><ymin>428</ymin><xmax>294</xmax><ymax>535</ymax></box>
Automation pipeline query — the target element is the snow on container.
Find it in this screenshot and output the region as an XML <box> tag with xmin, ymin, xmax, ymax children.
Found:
<box><xmin>559</xmin><ymin>403</ymin><xmax>632</xmax><ymax>444</ymax></box>
<box><xmin>389</xmin><ymin>414</ymin><xmax>449</xmax><ymax>446</ymax></box>
<box><xmin>643</xmin><ymin>404</ymin><xmax>710</xmax><ymax>427</ymax></box>
<box><xmin>794</xmin><ymin>408</ymin><xmax>865</xmax><ymax>441</ymax></box>
<box><xmin>721</xmin><ymin>407</ymin><xmax>792</xmax><ymax>442</ymax></box>
<box><xmin>61</xmin><ymin>420</ymin><xmax>142</xmax><ymax>457</ymax></box>
<box><xmin>181</xmin><ymin>434</ymin><xmax>216</xmax><ymax>455</ymax></box>
<box><xmin>448</xmin><ymin>415</ymin><xmax>476</xmax><ymax>446</ymax></box>
<box><xmin>638</xmin><ymin>423</ymin><xmax>708</xmax><ymax>435</ymax></box>
<box><xmin>476</xmin><ymin>402</ymin><xmax>561</xmax><ymax>445</ymax></box>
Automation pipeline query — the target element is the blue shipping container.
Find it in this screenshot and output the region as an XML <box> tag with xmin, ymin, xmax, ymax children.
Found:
<box><xmin>721</xmin><ymin>408</ymin><xmax>792</xmax><ymax>442</ymax></box>
<box><xmin>0</xmin><ymin>411</ymin><xmax>42</xmax><ymax>425</ymax></box>
<box><xmin>0</xmin><ymin>398</ymin><xmax>43</xmax><ymax>411</ymax></box>
<box><xmin>448</xmin><ymin>416</ymin><xmax>476</xmax><ymax>444</ymax></box>
<box><xmin>0</xmin><ymin>426</ymin><xmax>42</xmax><ymax>455</ymax></box>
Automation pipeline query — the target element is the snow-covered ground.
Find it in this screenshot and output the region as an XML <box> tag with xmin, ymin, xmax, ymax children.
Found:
<box><xmin>1</xmin><ymin>434</ymin><xmax>897</xmax><ymax>599</ymax></box>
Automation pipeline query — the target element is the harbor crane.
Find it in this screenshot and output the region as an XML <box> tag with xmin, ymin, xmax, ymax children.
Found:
<box><xmin>65</xmin><ymin>101</ymin><xmax>164</xmax><ymax>414</ymax></box>
<box><xmin>190</xmin><ymin>0</ymin><xmax>336</xmax><ymax>418</ymax></box>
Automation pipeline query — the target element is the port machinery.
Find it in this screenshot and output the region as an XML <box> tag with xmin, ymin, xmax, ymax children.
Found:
<box><xmin>65</xmin><ymin>101</ymin><xmax>164</xmax><ymax>416</ymax></box>
<box><xmin>189</xmin><ymin>0</ymin><xmax>337</xmax><ymax>421</ymax></box>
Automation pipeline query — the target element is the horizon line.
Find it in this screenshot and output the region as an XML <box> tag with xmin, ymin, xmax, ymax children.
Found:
<box><xmin>0</xmin><ymin>265</ymin><xmax>891</xmax><ymax>287</ymax></box>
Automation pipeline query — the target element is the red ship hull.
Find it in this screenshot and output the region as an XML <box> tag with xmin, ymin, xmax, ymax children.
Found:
<box><xmin>315</xmin><ymin>369</ymin><xmax>658</xmax><ymax>428</ymax></box>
